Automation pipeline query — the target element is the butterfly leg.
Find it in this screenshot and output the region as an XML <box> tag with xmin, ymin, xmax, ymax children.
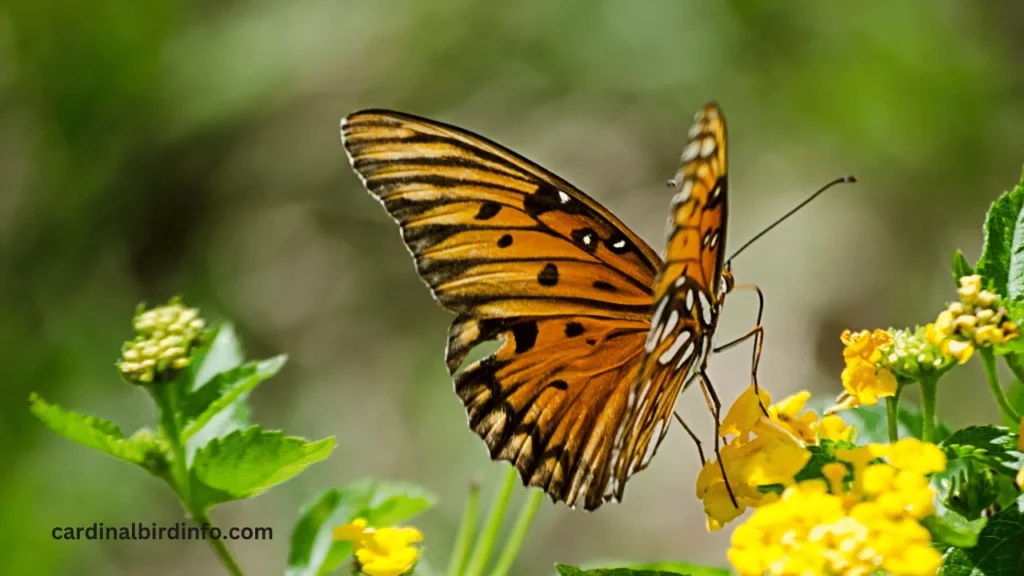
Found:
<box><xmin>713</xmin><ymin>283</ymin><xmax>768</xmax><ymax>417</ymax></box>
<box><xmin>672</xmin><ymin>411</ymin><xmax>706</xmax><ymax>464</ymax></box>
<box><xmin>698</xmin><ymin>367</ymin><xmax>739</xmax><ymax>508</ymax></box>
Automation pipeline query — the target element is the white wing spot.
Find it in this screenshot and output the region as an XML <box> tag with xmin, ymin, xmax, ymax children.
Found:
<box><xmin>582</xmin><ymin>234</ymin><xmax>593</xmax><ymax>245</ymax></box>
<box><xmin>675</xmin><ymin>341</ymin><xmax>696</xmax><ymax>369</ymax></box>
<box><xmin>636</xmin><ymin>378</ymin><xmax>653</xmax><ymax>406</ymax></box>
<box><xmin>698</xmin><ymin>291</ymin><xmax>714</xmax><ymax>326</ymax></box>
<box><xmin>702</xmin><ymin>231</ymin><xmax>711</xmax><ymax>247</ymax></box>
<box><xmin>709</xmin><ymin>231</ymin><xmax>720</xmax><ymax>249</ymax></box>
<box><xmin>681</xmin><ymin>141</ymin><xmax>700</xmax><ymax>162</ymax></box>
<box><xmin>688</xmin><ymin>122</ymin><xmax>701</xmax><ymax>138</ymax></box>
<box><xmin>627</xmin><ymin>387</ymin><xmax>637</xmax><ymax>409</ymax></box>
<box><xmin>612</xmin><ymin>239</ymin><xmax>627</xmax><ymax>250</ymax></box>
<box><xmin>660</xmin><ymin>310</ymin><xmax>680</xmax><ymax>343</ymax></box>
<box><xmin>685</xmin><ymin>289</ymin><xmax>695</xmax><ymax>312</ymax></box>
<box><xmin>658</xmin><ymin>330</ymin><xmax>692</xmax><ymax>365</ymax></box>
<box><xmin>671</xmin><ymin>180</ymin><xmax>693</xmax><ymax>207</ymax></box>
<box><xmin>558</xmin><ymin>190</ymin><xmax>571</xmax><ymax>204</ymax></box>
<box><xmin>700</xmin><ymin>137</ymin><xmax>716</xmax><ymax>158</ymax></box>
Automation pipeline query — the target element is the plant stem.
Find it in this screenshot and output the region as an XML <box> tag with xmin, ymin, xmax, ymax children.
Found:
<box><xmin>445</xmin><ymin>481</ymin><xmax>481</xmax><ymax>576</ymax></box>
<box><xmin>919</xmin><ymin>376</ymin><xmax>938</xmax><ymax>443</ymax></box>
<box><xmin>151</xmin><ymin>382</ymin><xmax>246</xmax><ymax>576</ymax></box>
<box><xmin>192</xmin><ymin>508</ymin><xmax>246</xmax><ymax>576</ymax></box>
<box><xmin>463</xmin><ymin>466</ymin><xmax>517</xmax><ymax>576</ymax></box>
<box><xmin>980</xmin><ymin>347</ymin><xmax>1022</xmax><ymax>422</ymax></box>
<box><xmin>490</xmin><ymin>488</ymin><xmax>543</xmax><ymax>576</ymax></box>
<box><xmin>885</xmin><ymin>394</ymin><xmax>900</xmax><ymax>443</ymax></box>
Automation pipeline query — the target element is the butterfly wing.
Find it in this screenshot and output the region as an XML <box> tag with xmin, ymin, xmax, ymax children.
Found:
<box><xmin>609</xmin><ymin>103</ymin><xmax>729</xmax><ymax>496</ymax></box>
<box><xmin>341</xmin><ymin>110</ymin><xmax>664</xmax><ymax>510</ymax></box>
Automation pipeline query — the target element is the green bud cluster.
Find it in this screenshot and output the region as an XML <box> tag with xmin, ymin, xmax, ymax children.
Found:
<box><xmin>879</xmin><ymin>327</ymin><xmax>952</xmax><ymax>380</ymax></box>
<box><xmin>118</xmin><ymin>300</ymin><xmax>206</xmax><ymax>384</ymax></box>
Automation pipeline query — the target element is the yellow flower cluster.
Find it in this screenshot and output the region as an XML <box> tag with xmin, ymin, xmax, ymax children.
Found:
<box><xmin>832</xmin><ymin>329</ymin><xmax>899</xmax><ymax>412</ymax></box>
<box><xmin>698</xmin><ymin>386</ymin><xmax>854</xmax><ymax>531</ymax></box>
<box><xmin>926</xmin><ymin>275</ymin><xmax>1019</xmax><ymax>364</ymax></box>
<box><xmin>334</xmin><ymin>518</ymin><xmax>423</xmax><ymax>576</ymax></box>
<box><xmin>118</xmin><ymin>301</ymin><xmax>206</xmax><ymax>384</ymax></box>
<box><xmin>728</xmin><ymin>438</ymin><xmax>946</xmax><ymax>576</ymax></box>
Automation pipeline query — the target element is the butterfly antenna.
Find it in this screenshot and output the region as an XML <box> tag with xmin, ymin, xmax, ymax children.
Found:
<box><xmin>725</xmin><ymin>175</ymin><xmax>857</xmax><ymax>264</ymax></box>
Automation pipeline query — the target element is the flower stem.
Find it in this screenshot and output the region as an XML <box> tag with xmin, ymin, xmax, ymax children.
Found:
<box><xmin>191</xmin><ymin>508</ymin><xmax>246</xmax><ymax>576</ymax></box>
<box><xmin>490</xmin><ymin>489</ymin><xmax>544</xmax><ymax>576</ymax></box>
<box><xmin>445</xmin><ymin>481</ymin><xmax>481</xmax><ymax>576</ymax></box>
<box><xmin>150</xmin><ymin>382</ymin><xmax>246</xmax><ymax>576</ymax></box>
<box><xmin>463</xmin><ymin>466</ymin><xmax>517</xmax><ymax>576</ymax></box>
<box><xmin>981</xmin><ymin>347</ymin><xmax>1022</xmax><ymax>422</ymax></box>
<box><xmin>885</xmin><ymin>395</ymin><xmax>900</xmax><ymax>443</ymax></box>
<box><xmin>919</xmin><ymin>376</ymin><xmax>938</xmax><ymax>443</ymax></box>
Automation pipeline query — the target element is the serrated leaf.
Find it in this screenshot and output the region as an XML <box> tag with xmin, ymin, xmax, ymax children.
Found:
<box><xmin>976</xmin><ymin>171</ymin><xmax>1024</xmax><ymax>297</ymax></box>
<box><xmin>954</xmin><ymin>249</ymin><xmax>976</xmax><ymax>287</ymax></box>
<box><xmin>287</xmin><ymin>481</ymin><xmax>436</xmax><ymax>576</ymax></box>
<box><xmin>29</xmin><ymin>393</ymin><xmax>164</xmax><ymax>471</ymax></box>
<box><xmin>181</xmin><ymin>355</ymin><xmax>286</xmax><ymax>442</ymax></box>
<box><xmin>939</xmin><ymin>505</ymin><xmax>1024</xmax><ymax>575</ymax></box>
<box><xmin>191</xmin><ymin>427</ymin><xmax>334</xmax><ymax>508</ymax></box>
<box><xmin>936</xmin><ymin>426</ymin><xmax>1024</xmax><ymax>519</ymax></box>
<box><xmin>924</xmin><ymin>501</ymin><xmax>987</xmax><ymax>548</ymax></box>
<box><xmin>190</xmin><ymin>324</ymin><xmax>244</xmax><ymax>390</ymax></box>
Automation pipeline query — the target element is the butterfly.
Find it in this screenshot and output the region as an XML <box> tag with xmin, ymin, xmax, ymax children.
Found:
<box><xmin>340</xmin><ymin>103</ymin><xmax>761</xmax><ymax>510</ymax></box>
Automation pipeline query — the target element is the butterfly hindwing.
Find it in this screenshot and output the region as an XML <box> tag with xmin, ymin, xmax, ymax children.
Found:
<box><xmin>342</xmin><ymin>110</ymin><xmax>664</xmax><ymax>510</ymax></box>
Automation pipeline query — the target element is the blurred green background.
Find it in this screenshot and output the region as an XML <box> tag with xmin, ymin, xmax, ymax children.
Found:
<box><xmin>3</xmin><ymin>1</ymin><xmax>1023</xmax><ymax>574</ymax></box>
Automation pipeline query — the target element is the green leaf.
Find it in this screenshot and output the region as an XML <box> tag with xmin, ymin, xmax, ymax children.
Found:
<box><xmin>181</xmin><ymin>324</ymin><xmax>253</xmax><ymax>459</ymax></box>
<box><xmin>936</xmin><ymin>426</ymin><xmax>1024</xmax><ymax>519</ymax></box>
<box><xmin>923</xmin><ymin>500</ymin><xmax>987</xmax><ymax>548</ymax></box>
<box><xmin>181</xmin><ymin>355</ymin><xmax>286</xmax><ymax>441</ymax></box>
<box><xmin>29</xmin><ymin>393</ymin><xmax>167</xmax><ymax>474</ymax></box>
<box><xmin>556</xmin><ymin>563</ymin><xmax>732</xmax><ymax>576</ymax></box>
<box><xmin>286</xmin><ymin>480</ymin><xmax>436</xmax><ymax>576</ymax></box>
<box><xmin>190</xmin><ymin>324</ymin><xmax>245</xmax><ymax>390</ymax></box>
<box><xmin>565</xmin><ymin>561</ymin><xmax>732</xmax><ymax>576</ymax></box>
<box><xmin>953</xmin><ymin>248</ymin><xmax>975</xmax><ymax>287</ymax></box>
<box><xmin>939</xmin><ymin>505</ymin><xmax>1024</xmax><ymax>575</ymax></box>
<box><xmin>191</xmin><ymin>427</ymin><xmax>334</xmax><ymax>508</ymax></box>
<box><xmin>975</xmin><ymin>170</ymin><xmax>1024</xmax><ymax>297</ymax></box>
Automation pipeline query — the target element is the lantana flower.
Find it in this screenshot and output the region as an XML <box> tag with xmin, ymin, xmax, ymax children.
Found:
<box><xmin>334</xmin><ymin>518</ymin><xmax>423</xmax><ymax>576</ymax></box>
<box><xmin>728</xmin><ymin>437</ymin><xmax>946</xmax><ymax>576</ymax></box>
<box><xmin>926</xmin><ymin>275</ymin><xmax>1020</xmax><ymax>364</ymax></box>
<box><xmin>832</xmin><ymin>329</ymin><xmax>899</xmax><ymax>412</ymax></box>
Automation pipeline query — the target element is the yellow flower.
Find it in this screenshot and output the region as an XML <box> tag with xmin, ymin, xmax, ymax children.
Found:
<box><xmin>927</xmin><ymin>276</ymin><xmax>1019</xmax><ymax>363</ymax></box>
<box><xmin>817</xmin><ymin>414</ymin><xmax>856</xmax><ymax>442</ymax></box>
<box><xmin>719</xmin><ymin>384</ymin><xmax>772</xmax><ymax>440</ymax></box>
<box><xmin>768</xmin><ymin>390</ymin><xmax>820</xmax><ymax>444</ymax></box>
<box><xmin>334</xmin><ymin>517</ymin><xmax>372</xmax><ymax>544</ymax></box>
<box><xmin>727</xmin><ymin>441</ymin><xmax>946</xmax><ymax>576</ymax></box>
<box><xmin>882</xmin><ymin>437</ymin><xmax>947</xmax><ymax>476</ymax></box>
<box><xmin>334</xmin><ymin>518</ymin><xmax>423</xmax><ymax>576</ymax></box>
<box><xmin>842</xmin><ymin>329</ymin><xmax>892</xmax><ymax>364</ymax></box>
<box><xmin>840</xmin><ymin>357</ymin><xmax>898</xmax><ymax>406</ymax></box>
<box><xmin>696</xmin><ymin>434</ymin><xmax>809</xmax><ymax>531</ymax></box>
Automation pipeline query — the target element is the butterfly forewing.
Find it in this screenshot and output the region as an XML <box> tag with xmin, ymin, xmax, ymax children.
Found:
<box><xmin>608</xmin><ymin>104</ymin><xmax>730</xmax><ymax>494</ymax></box>
<box><xmin>342</xmin><ymin>110</ymin><xmax>667</xmax><ymax>510</ymax></box>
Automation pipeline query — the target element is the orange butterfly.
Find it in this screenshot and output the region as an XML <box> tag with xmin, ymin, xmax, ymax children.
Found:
<box><xmin>341</xmin><ymin>103</ymin><xmax>759</xmax><ymax>510</ymax></box>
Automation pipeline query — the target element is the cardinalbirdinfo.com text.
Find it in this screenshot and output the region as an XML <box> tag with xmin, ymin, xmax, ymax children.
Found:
<box><xmin>52</xmin><ymin>522</ymin><xmax>272</xmax><ymax>541</ymax></box>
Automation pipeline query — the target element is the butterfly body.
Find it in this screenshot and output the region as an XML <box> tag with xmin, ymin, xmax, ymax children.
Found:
<box><xmin>341</xmin><ymin>104</ymin><xmax>733</xmax><ymax>510</ymax></box>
